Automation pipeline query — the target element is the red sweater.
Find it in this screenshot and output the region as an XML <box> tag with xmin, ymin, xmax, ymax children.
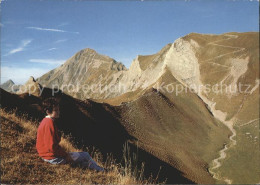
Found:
<box><xmin>36</xmin><ymin>117</ymin><xmax>67</xmax><ymax>160</ymax></box>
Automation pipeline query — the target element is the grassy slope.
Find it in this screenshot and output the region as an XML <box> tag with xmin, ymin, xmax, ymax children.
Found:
<box><xmin>115</xmin><ymin>68</ymin><xmax>231</xmax><ymax>184</ymax></box>
<box><xmin>183</xmin><ymin>32</ymin><xmax>260</xmax><ymax>184</ymax></box>
<box><xmin>217</xmin><ymin>122</ymin><xmax>260</xmax><ymax>184</ymax></box>
<box><xmin>1</xmin><ymin>88</ymin><xmax>172</xmax><ymax>184</ymax></box>
<box><xmin>215</xmin><ymin>87</ymin><xmax>260</xmax><ymax>184</ymax></box>
<box><xmin>0</xmin><ymin>109</ymin><xmax>154</xmax><ymax>184</ymax></box>
<box><xmin>183</xmin><ymin>32</ymin><xmax>259</xmax><ymax>122</ymax></box>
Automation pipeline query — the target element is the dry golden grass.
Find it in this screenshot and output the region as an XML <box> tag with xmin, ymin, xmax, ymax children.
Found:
<box><xmin>0</xmin><ymin>108</ymin><xmax>156</xmax><ymax>184</ymax></box>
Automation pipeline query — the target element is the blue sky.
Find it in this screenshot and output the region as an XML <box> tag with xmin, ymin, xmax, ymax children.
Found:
<box><xmin>1</xmin><ymin>0</ymin><xmax>259</xmax><ymax>84</ymax></box>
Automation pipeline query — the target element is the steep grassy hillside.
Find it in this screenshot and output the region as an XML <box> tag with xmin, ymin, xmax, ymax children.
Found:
<box><xmin>0</xmin><ymin>108</ymin><xmax>157</xmax><ymax>184</ymax></box>
<box><xmin>181</xmin><ymin>32</ymin><xmax>259</xmax><ymax>184</ymax></box>
<box><xmin>116</xmin><ymin>70</ymin><xmax>231</xmax><ymax>184</ymax></box>
<box><xmin>0</xmin><ymin>88</ymin><xmax>187</xmax><ymax>184</ymax></box>
<box><xmin>183</xmin><ymin>32</ymin><xmax>259</xmax><ymax>122</ymax></box>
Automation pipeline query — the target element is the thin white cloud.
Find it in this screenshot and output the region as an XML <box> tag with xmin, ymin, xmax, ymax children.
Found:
<box><xmin>1</xmin><ymin>66</ymin><xmax>48</xmax><ymax>85</ymax></box>
<box><xmin>48</xmin><ymin>48</ymin><xmax>57</xmax><ymax>51</ymax></box>
<box><xmin>54</xmin><ymin>39</ymin><xmax>67</xmax><ymax>43</ymax></box>
<box><xmin>5</xmin><ymin>39</ymin><xmax>32</xmax><ymax>56</ymax></box>
<box><xmin>27</xmin><ymin>26</ymin><xmax>66</xmax><ymax>33</ymax></box>
<box><xmin>9</xmin><ymin>48</ymin><xmax>23</xmax><ymax>54</ymax></box>
<box><xmin>29</xmin><ymin>59</ymin><xmax>66</xmax><ymax>65</ymax></box>
<box><xmin>26</xmin><ymin>26</ymin><xmax>79</xmax><ymax>34</ymax></box>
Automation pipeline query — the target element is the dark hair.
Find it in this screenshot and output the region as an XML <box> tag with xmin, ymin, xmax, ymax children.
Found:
<box><xmin>42</xmin><ymin>97</ymin><xmax>59</xmax><ymax>114</ymax></box>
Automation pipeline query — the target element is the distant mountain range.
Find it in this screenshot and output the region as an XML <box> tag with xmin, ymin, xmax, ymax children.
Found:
<box><xmin>1</xmin><ymin>32</ymin><xmax>259</xmax><ymax>184</ymax></box>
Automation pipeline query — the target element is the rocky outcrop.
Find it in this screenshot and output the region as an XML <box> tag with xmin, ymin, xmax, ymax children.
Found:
<box><xmin>17</xmin><ymin>76</ymin><xmax>43</xmax><ymax>96</ymax></box>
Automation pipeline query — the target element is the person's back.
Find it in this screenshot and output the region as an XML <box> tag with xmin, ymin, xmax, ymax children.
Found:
<box><xmin>36</xmin><ymin>117</ymin><xmax>66</xmax><ymax>160</ymax></box>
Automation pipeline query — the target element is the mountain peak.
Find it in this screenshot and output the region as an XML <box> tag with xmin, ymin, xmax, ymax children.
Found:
<box><xmin>0</xmin><ymin>79</ymin><xmax>20</xmax><ymax>93</ymax></box>
<box><xmin>37</xmin><ymin>47</ymin><xmax>127</xmax><ymax>91</ymax></box>
<box><xmin>2</xmin><ymin>79</ymin><xmax>15</xmax><ymax>85</ymax></box>
<box><xmin>69</xmin><ymin>47</ymin><xmax>127</xmax><ymax>71</ymax></box>
<box><xmin>79</xmin><ymin>48</ymin><xmax>97</xmax><ymax>55</ymax></box>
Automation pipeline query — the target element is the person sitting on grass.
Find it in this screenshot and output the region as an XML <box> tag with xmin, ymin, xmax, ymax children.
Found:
<box><xmin>36</xmin><ymin>97</ymin><xmax>104</xmax><ymax>172</ymax></box>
